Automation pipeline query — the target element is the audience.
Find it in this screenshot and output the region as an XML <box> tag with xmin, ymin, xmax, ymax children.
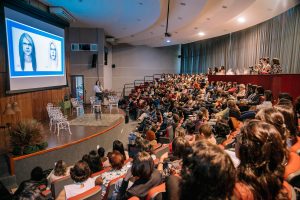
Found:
<box><xmin>14</xmin><ymin>166</ymin><xmax>47</xmax><ymax>199</ymax></box>
<box><xmin>179</xmin><ymin>140</ymin><xmax>236</xmax><ymax>200</ymax></box>
<box><xmin>57</xmin><ymin>160</ymin><xmax>94</xmax><ymax>200</ymax></box>
<box><xmin>234</xmin><ymin>120</ymin><xmax>294</xmax><ymax>199</ymax></box>
<box><xmin>116</xmin><ymin>152</ymin><xmax>162</xmax><ymax>199</ymax></box>
<box><xmin>47</xmin><ymin>160</ymin><xmax>70</xmax><ymax>185</ymax></box>
<box><xmin>113</xmin><ymin>140</ymin><xmax>129</xmax><ymax>160</ymax></box>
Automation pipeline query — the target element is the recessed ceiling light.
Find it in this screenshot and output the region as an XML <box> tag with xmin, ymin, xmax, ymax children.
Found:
<box><xmin>180</xmin><ymin>2</ymin><xmax>186</xmax><ymax>6</ymax></box>
<box><xmin>177</xmin><ymin>17</ymin><xmax>183</xmax><ymax>20</ymax></box>
<box><xmin>222</xmin><ymin>5</ymin><xmax>227</xmax><ymax>9</ymax></box>
<box><xmin>194</xmin><ymin>27</ymin><xmax>198</xmax><ymax>30</ymax></box>
<box><xmin>138</xmin><ymin>2</ymin><xmax>143</xmax><ymax>5</ymax></box>
<box><xmin>131</xmin><ymin>35</ymin><xmax>134</xmax><ymax>37</ymax></box>
<box><xmin>166</xmin><ymin>39</ymin><xmax>171</xmax><ymax>43</ymax></box>
<box><xmin>206</xmin><ymin>18</ymin><xmax>210</xmax><ymax>21</ymax></box>
<box><xmin>237</xmin><ymin>17</ymin><xmax>245</xmax><ymax>23</ymax></box>
<box><xmin>198</xmin><ymin>32</ymin><xmax>205</xmax><ymax>36</ymax></box>
<box><xmin>137</xmin><ymin>18</ymin><xmax>141</xmax><ymax>21</ymax></box>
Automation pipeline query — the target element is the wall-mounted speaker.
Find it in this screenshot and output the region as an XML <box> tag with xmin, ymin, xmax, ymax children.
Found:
<box><xmin>112</xmin><ymin>64</ymin><xmax>116</xmax><ymax>68</ymax></box>
<box><xmin>92</xmin><ymin>54</ymin><xmax>98</xmax><ymax>68</ymax></box>
<box><xmin>104</xmin><ymin>47</ymin><xmax>108</xmax><ymax>65</ymax></box>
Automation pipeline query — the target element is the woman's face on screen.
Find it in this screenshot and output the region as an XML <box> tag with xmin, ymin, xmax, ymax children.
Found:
<box><xmin>22</xmin><ymin>37</ymin><xmax>32</xmax><ymax>56</ymax></box>
<box><xmin>50</xmin><ymin>43</ymin><xmax>57</xmax><ymax>60</ymax></box>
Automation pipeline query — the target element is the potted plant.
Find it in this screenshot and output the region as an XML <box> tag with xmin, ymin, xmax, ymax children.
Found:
<box><xmin>9</xmin><ymin>119</ymin><xmax>48</xmax><ymax>156</ymax></box>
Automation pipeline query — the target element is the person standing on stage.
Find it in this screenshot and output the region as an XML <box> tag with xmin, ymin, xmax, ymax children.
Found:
<box><xmin>93</xmin><ymin>80</ymin><xmax>104</xmax><ymax>101</ymax></box>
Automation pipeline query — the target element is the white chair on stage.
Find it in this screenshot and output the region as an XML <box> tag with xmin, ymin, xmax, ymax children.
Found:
<box><xmin>70</xmin><ymin>98</ymin><xmax>84</xmax><ymax>116</ymax></box>
<box><xmin>108</xmin><ymin>96</ymin><xmax>119</xmax><ymax>114</ymax></box>
<box><xmin>90</xmin><ymin>96</ymin><xmax>101</xmax><ymax>114</ymax></box>
<box><xmin>47</xmin><ymin>103</ymin><xmax>72</xmax><ymax>135</ymax></box>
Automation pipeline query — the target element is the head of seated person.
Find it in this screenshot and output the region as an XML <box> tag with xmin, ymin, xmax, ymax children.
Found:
<box><xmin>197</xmin><ymin>124</ymin><xmax>216</xmax><ymax>145</ymax></box>
<box><xmin>171</xmin><ymin>137</ymin><xmax>191</xmax><ymax>160</ymax></box>
<box><xmin>131</xmin><ymin>151</ymin><xmax>154</xmax><ymax>180</ymax></box>
<box><xmin>70</xmin><ymin>160</ymin><xmax>91</xmax><ymax>183</ymax></box>
<box><xmin>180</xmin><ymin>140</ymin><xmax>235</xmax><ymax>200</ymax></box>
<box><xmin>278</xmin><ymin>92</ymin><xmax>293</xmax><ymax>103</ymax></box>
<box><xmin>53</xmin><ymin>160</ymin><xmax>68</xmax><ymax>177</ymax></box>
<box><xmin>88</xmin><ymin>150</ymin><xmax>102</xmax><ymax>173</ymax></box>
<box><xmin>113</xmin><ymin>140</ymin><xmax>127</xmax><ymax>159</ymax></box>
<box><xmin>235</xmin><ymin>120</ymin><xmax>287</xmax><ymax>199</ymax></box>
<box><xmin>108</xmin><ymin>150</ymin><xmax>125</xmax><ymax>170</ymax></box>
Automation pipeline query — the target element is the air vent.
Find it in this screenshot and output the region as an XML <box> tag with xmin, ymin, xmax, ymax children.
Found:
<box><xmin>71</xmin><ymin>43</ymin><xmax>98</xmax><ymax>51</ymax></box>
<box><xmin>49</xmin><ymin>7</ymin><xmax>76</xmax><ymax>22</ymax></box>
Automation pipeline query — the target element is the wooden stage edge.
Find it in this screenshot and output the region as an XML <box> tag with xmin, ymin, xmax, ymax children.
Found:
<box><xmin>9</xmin><ymin>109</ymin><xmax>125</xmax><ymax>182</ymax></box>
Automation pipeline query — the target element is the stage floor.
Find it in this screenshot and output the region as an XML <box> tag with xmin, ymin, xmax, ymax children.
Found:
<box><xmin>44</xmin><ymin>107</ymin><xmax>124</xmax><ymax>150</ymax></box>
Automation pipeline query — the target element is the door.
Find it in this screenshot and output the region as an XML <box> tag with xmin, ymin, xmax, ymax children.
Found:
<box><xmin>71</xmin><ymin>75</ymin><xmax>84</xmax><ymax>103</ymax></box>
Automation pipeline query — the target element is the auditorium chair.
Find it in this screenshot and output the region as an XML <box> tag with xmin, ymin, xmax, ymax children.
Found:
<box><xmin>287</xmin><ymin>170</ymin><xmax>300</xmax><ymax>188</ymax></box>
<box><xmin>103</xmin><ymin>174</ymin><xmax>126</xmax><ymax>200</ymax></box>
<box><xmin>153</xmin><ymin>144</ymin><xmax>169</xmax><ymax>159</ymax></box>
<box><xmin>145</xmin><ymin>183</ymin><xmax>166</xmax><ymax>200</ymax></box>
<box><xmin>91</xmin><ymin>167</ymin><xmax>111</xmax><ymax>178</ymax></box>
<box><xmin>71</xmin><ymin>98</ymin><xmax>84</xmax><ymax>116</ymax></box>
<box><xmin>157</xmin><ymin>126</ymin><xmax>174</xmax><ymax>144</ymax></box>
<box><xmin>68</xmin><ymin>186</ymin><xmax>102</xmax><ymax>200</ymax></box>
<box><xmin>128</xmin><ymin>196</ymin><xmax>140</xmax><ymax>200</ymax></box>
<box><xmin>51</xmin><ymin>175</ymin><xmax>73</xmax><ymax>199</ymax></box>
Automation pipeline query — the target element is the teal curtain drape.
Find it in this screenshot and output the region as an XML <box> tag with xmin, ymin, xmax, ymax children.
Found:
<box><xmin>181</xmin><ymin>4</ymin><xmax>300</xmax><ymax>74</ymax></box>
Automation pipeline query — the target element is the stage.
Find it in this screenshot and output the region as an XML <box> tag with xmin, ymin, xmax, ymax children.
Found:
<box><xmin>208</xmin><ymin>74</ymin><xmax>300</xmax><ymax>100</ymax></box>
<box><xmin>8</xmin><ymin>108</ymin><xmax>128</xmax><ymax>184</ymax></box>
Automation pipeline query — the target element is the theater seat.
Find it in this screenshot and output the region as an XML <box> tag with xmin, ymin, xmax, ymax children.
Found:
<box><xmin>68</xmin><ymin>186</ymin><xmax>102</xmax><ymax>200</ymax></box>
<box><xmin>128</xmin><ymin>197</ymin><xmax>140</xmax><ymax>200</ymax></box>
<box><xmin>51</xmin><ymin>175</ymin><xmax>73</xmax><ymax>199</ymax></box>
<box><xmin>103</xmin><ymin>174</ymin><xmax>126</xmax><ymax>200</ymax></box>
<box><xmin>145</xmin><ymin>183</ymin><xmax>166</xmax><ymax>200</ymax></box>
<box><xmin>91</xmin><ymin>167</ymin><xmax>111</xmax><ymax>178</ymax></box>
<box><xmin>153</xmin><ymin>144</ymin><xmax>169</xmax><ymax>159</ymax></box>
<box><xmin>287</xmin><ymin>170</ymin><xmax>300</xmax><ymax>188</ymax></box>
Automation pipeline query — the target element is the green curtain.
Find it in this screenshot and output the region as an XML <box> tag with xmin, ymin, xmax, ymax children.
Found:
<box><xmin>181</xmin><ymin>4</ymin><xmax>300</xmax><ymax>74</ymax></box>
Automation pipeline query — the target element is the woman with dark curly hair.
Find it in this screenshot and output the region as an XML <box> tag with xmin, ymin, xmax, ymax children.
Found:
<box><xmin>47</xmin><ymin>160</ymin><xmax>71</xmax><ymax>185</ymax></box>
<box><xmin>57</xmin><ymin>160</ymin><xmax>94</xmax><ymax>200</ymax></box>
<box><xmin>179</xmin><ymin>140</ymin><xmax>236</xmax><ymax>200</ymax></box>
<box><xmin>234</xmin><ymin>120</ymin><xmax>295</xmax><ymax>199</ymax></box>
<box><xmin>256</xmin><ymin>107</ymin><xmax>300</xmax><ymax>179</ymax></box>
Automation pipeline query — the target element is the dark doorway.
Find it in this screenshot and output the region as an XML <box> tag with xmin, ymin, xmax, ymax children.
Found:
<box><xmin>71</xmin><ymin>75</ymin><xmax>84</xmax><ymax>103</ymax></box>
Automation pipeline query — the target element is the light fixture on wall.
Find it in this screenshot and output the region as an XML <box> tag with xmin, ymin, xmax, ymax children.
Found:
<box><xmin>164</xmin><ymin>0</ymin><xmax>172</xmax><ymax>43</ymax></box>
<box><xmin>12</xmin><ymin>102</ymin><xmax>21</xmax><ymax>113</ymax></box>
<box><xmin>3</xmin><ymin>103</ymin><xmax>15</xmax><ymax>115</ymax></box>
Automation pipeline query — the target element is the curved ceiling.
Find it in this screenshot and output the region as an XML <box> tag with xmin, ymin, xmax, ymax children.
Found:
<box><xmin>39</xmin><ymin>0</ymin><xmax>299</xmax><ymax>47</ymax></box>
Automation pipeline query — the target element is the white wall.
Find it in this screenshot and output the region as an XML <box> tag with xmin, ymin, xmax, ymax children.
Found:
<box><xmin>112</xmin><ymin>45</ymin><xmax>180</xmax><ymax>93</ymax></box>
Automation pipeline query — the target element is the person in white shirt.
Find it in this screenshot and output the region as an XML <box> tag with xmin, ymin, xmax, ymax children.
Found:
<box><xmin>93</xmin><ymin>80</ymin><xmax>104</xmax><ymax>101</ymax></box>
<box><xmin>57</xmin><ymin>160</ymin><xmax>94</xmax><ymax>200</ymax></box>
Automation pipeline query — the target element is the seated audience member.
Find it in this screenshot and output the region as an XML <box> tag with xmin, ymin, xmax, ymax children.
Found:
<box><xmin>178</xmin><ymin>140</ymin><xmax>235</xmax><ymax>200</ymax></box>
<box><xmin>158</xmin><ymin>137</ymin><xmax>190</xmax><ymax>177</ymax></box>
<box><xmin>47</xmin><ymin>160</ymin><xmax>71</xmax><ymax>185</ymax></box>
<box><xmin>89</xmin><ymin>150</ymin><xmax>103</xmax><ymax>173</ymax></box>
<box><xmin>116</xmin><ymin>152</ymin><xmax>162</xmax><ymax>199</ymax></box>
<box><xmin>278</xmin><ymin>92</ymin><xmax>293</xmax><ymax>104</ymax></box>
<box><xmin>14</xmin><ymin>167</ymin><xmax>47</xmax><ymax>199</ymax></box>
<box><xmin>256</xmin><ymin>89</ymin><xmax>273</xmax><ymax>110</ymax></box>
<box><xmin>184</xmin><ymin>122</ymin><xmax>196</xmax><ymax>145</ymax></box>
<box><xmin>0</xmin><ymin>181</ymin><xmax>12</xmax><ymax>200</ymax></box>
<box><xmin>98</xmin><ymin>147</ymin><xmax>110</xmax><ymax>168</ymax></box>
<box><xmin>196</xmin><ymin>124</ymin><xmax>216</xmax><ymax>145</ymax></box>
<box><xmin>95</xmin><ymin>151</ymin><xmax>129</xmax><ymax>198</ymax></box>
<box><xmin>234</xmin><ymin>120</ymin><xmax>295</xmax><ymax>199</ymax></box>
<box><xmin>236</xmin><ymin>84</ymin><xmax>246</xmax><ymax>99</ymax></box>
<box><xmin>113</xmin><ymin>140</ymin><xmax>129</xmax><ymax>160</ymax></box>
<box><xmin>248</xmin><ymin>86</ymin><xmax>264</xmax><ymax>105</ymax></box>
<box><xmin>256</xmin><ymin>107</ymin><xmax>300</xmax><ymax>179</ymax></box>
<box><xmin>135</xmin><ymin>138</ymin><xmax>157</xmax><ymax>160</ymax></box>
<box><xmin>57</xmin><ymin>160</ymin><xmax>94</xmax><ymax>200</ymax></box>
<box><xmin>145</xmin><ymin>130</ymin><xmax>157</xmax><ymax>147</ymax></box>
<box><xmin>275</xmin><ymin>104</ymin><xmax>300</xmax><ymax>154</ymax></box>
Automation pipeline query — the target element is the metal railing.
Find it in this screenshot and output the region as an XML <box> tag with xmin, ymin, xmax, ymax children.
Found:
<box><xmin>122</xmin><ymin>74</ymin><xmax>164</xmax><ymax>97</ymax></box>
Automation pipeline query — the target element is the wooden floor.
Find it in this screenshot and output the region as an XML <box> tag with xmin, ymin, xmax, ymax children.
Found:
<box><xmin>45</xmin><ymin>106</ymin><xmax>124</xmax><ymax>149</ymax></box>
